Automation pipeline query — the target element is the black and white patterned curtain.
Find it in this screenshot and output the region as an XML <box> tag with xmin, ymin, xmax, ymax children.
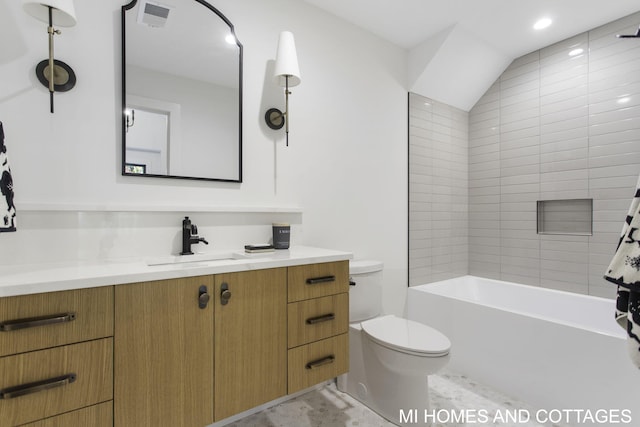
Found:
<box><xmin>0</xmin><ymin>121</ymin><xmax>16</xmax><ymax>232</ymax></box>
<box><xmin>605</xmin><ymin>175</ymin><xmax>640</xmax><ymax>369</ymax></box>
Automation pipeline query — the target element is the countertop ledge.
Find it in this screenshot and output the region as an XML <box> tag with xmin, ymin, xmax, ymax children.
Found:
<box><xmin>0</xmin><ymin>246</ymin><xmax>352</xmax><ymax>298</ymax></box>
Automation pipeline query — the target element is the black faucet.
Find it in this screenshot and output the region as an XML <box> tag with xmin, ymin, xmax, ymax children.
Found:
<box><xmin>180</xmin><ymin>216</ymin><xmax>209</xmax><ymax>255</ymax></box>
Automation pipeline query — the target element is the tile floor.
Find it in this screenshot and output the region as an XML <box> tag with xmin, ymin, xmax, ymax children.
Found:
<box><xmin>226</xmin><ymin>369</ymin><xmax>570</xmax><ymax>427</ymax></box>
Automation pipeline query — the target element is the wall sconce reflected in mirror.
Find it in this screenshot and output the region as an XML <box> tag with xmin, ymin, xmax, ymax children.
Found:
<box><xmin>23</xmin><ymin>0</ymin><xmax>77</xmax><ymax>114</ymax></box>
<box><xmin>124</xmin><ymin>108</ymin><xmax>135</xmax><ymax>132</ymax></box>
<box><xmin>265</xmin><ymin>31</ymin><xmax>301</xmax><ymax>147</ymax></box>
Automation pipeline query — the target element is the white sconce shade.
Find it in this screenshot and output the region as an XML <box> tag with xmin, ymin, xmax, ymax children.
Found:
<box><xmin>23</xmin><ymin>0</ymin><xmax>77</xmax><ymax>27</ymax></box>
<box><xmin>273</xmin><ymin>31</ymin><xmax>301</xmax><ymax>87</ymax></box>
<box><xmin>266</xmin><ymin>31</ymin><xmax>301</xmax><ymax>146</ymax></box>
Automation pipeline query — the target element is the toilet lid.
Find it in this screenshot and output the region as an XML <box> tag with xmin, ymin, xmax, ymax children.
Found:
<box><xmin>361</xmin><ymin>315</ymin><xmax>451</xmax><ymax>356</ymax></box>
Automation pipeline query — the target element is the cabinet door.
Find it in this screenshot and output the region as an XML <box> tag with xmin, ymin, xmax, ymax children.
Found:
<box><xmin>214</xmin><ymin>268</ymin><xmax>287</xmax><ymax>421</ymax></box>
<box><xmin>114</xmin><ymin>276</ymin><xmax>214</xmax><ymax>427</ymax></box>
<box><xmin>287</xmin><ymin>293</ymin><xmax>349</xmax><ymax>348</ymax></box>
<box><xmin>288</xmin><ymin>261</ymin><xmax>349</xmax><ymax>302</ymax></box>
<box><xmin>288</xmin><ymin>334</ymin><xmax>349</xmax><ymax>394</ymax></box>
<box><xmin>0</xmin><ymin>339</ymin><xmax>112</xmax><ymax>427</ymax></box>
<box><xmin>0</xmin><ymin>287</ymin><xmax>113</xmax><ymax>357</ymax></box>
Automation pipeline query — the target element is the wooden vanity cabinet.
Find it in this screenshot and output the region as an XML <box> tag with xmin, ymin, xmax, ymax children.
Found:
<box><xmin>214</xmin><ymin>268</ymin><xmax>287</xmax><ymax>421</ymax></box>
<box><xmin>0</xmin><ymin>287</ymin><xmax>113</xmax><ymax>427</ymax></box>
<box><xmin>114</xmin><ymin>268</ymin><xmax>289</xmax><ymax>425</ymax></box>
<box><xmin>286</xmin><ymin>261</ymin><xmax>349</xmax><ymax>393</ymax></box>
<box><xmin>0</xmin><ymin>258</ymin><xmax>350</xmax><ymax>426</ymax></box>
<box><xmin>114</xmin><ymin>276</ymin><xmax>214</xmax><ymax>427</ymax></box>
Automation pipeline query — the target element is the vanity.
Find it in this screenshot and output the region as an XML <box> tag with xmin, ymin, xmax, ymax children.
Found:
<box><xmin>0</xmin><ymin>247</ymin><xmax>351</xmax><ymax>426</ymax></box>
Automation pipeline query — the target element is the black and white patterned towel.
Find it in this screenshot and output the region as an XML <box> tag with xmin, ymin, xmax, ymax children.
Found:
<box><xmin>605</xmin><ymin>175</ymin><xmax>640</xmax><ymax>369</ymax></box>
<box><xmin>0</xmin><ymin>121</ymin><xmax>16</xmax><ymax>232</ymax></box>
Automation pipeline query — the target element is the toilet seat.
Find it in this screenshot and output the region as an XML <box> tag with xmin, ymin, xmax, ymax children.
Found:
<box><xmin>361</xmin><ymin>315</ymin><xmax>450</xmax><ymax>357</ymax></box>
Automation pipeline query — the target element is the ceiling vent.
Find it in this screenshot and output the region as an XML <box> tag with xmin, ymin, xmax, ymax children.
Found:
<box><xmin>137</xmin><ymin>0</ymin><xmax>172</xmax><ymax>28</ymax></box>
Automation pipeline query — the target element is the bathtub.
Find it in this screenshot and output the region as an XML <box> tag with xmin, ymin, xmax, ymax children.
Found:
<box><xmin>407</xmin><ymin>276</ymin><xmax>640</xmax><ymax>422</ymax></box>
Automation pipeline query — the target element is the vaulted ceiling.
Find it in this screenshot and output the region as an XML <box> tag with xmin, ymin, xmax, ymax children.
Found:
<box><xmin>301</xmin><ymin>0</ymin><xmax>640</xmax><ymax>110</ymax></box>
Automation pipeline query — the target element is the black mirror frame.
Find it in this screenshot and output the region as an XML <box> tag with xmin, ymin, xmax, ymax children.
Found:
<box><xmin>121</xmin><ymin>0</ymin><xmax>243</xmax><ymax>183</ymax></box>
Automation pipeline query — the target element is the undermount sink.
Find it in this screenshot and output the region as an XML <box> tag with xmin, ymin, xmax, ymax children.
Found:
<box><xmin>146</xmin><ymin>251</ymin><xmax>247</xmax><ymax>266</ymax></box>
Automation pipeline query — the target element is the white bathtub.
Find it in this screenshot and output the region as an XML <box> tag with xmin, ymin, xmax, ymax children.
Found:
<box><xmin>407</xmin><ymin>276</ymin><xmax>640</xmax><ymax>422</ymax></box>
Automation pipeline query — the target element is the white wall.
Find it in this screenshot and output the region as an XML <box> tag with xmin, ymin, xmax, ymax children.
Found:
<box><xmin>408</xmin><ymin>25</ymin><xmax>512</xmax><ymax>112</ymax></box>
<box><xmin>0</xmin><ymin>0</ymin><xmax>408</xmax><ymax>315</ymax></box>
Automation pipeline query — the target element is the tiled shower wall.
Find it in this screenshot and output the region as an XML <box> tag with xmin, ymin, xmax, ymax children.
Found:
<box><xmin>409</xmin><ymin>93</ymin><xmax>469</xmax><ymax>286</ymax></box>
<box><xmin>469</xmin><ymin>12</ymin><xmax>640</xmax><ymax>298</ymax></box>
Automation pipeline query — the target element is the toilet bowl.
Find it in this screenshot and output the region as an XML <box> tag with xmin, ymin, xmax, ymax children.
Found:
<box><xmin>337</xmin><ymin>260</ymin><xmax>451</xmax><ymax>427</ymax></box>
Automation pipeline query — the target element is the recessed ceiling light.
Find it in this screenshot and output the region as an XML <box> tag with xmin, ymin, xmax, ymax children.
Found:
<box><xmin>617</xmin><ymin>97</ymin><xmax>631</xmax><ymax>104</ymax></box>
<box><xmin>533</xmin><ymin>18</ymin><xmax>552</xmax><ymax>30</ymax></box>
<box><xmin>568</xmin><ymin>48</ymin><xmax>584</xmax><ymax>56</ymax></box>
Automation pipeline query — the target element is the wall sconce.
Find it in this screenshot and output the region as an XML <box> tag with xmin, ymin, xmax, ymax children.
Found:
<box><xmin>23</xmin><ymin>0</ymin><xmax>77</xmax><ymax>114</ymax></box>
<box><xmin>265</xmin><ymin>31</ymin><xmax>301</xmax><ymax>146</ymax></box>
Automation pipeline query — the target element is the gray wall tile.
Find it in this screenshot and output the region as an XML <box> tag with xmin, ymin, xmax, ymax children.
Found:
<box><xmin>409</xmin><ymin>94</ymin><xmax>469</xmax><ymax>286</ymax></box>
<box><xmin>466</xmin><ymin>11</ymin><xmax>640</xmax><ymax>296</ymax></box>
<box><xmin>410</xmin><ymin>10</ymin><xmax>640</xmax><ymax>296</ymax></box>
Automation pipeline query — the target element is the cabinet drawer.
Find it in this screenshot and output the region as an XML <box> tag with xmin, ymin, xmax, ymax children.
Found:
<box><xmin>288</xmin><ymin>333</ymin><xmax>348</xmax><ymax>394</ymax></box>
<box><xmin>0</xmin><ymin>287</ymin><xmax>113</xmax><ymax>357</ymax></box>
<box><xmin>288</xmin><ymin>261</ymin><xmax>349</xmax><ymax>302</ymax></box>
<box><xmin>21</xmin><ymin>401</ymin><xmax>113</xmax><ymax>427</ymax></box>
<box><xmin>288</xmin><ymin>293</ymin><xmax>348</xmax><ymax>348</ymax></box>
<box><xmin>0</xmin><ymin>338</ymin><xmax>113</xmax><ymax>427</ymax></box>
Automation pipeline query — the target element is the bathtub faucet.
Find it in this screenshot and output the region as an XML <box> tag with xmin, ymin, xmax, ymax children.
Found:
<box><xmin>180</xmin><ymin>216</ymin><xmax>209</xmax><ymax>255</ymax></box>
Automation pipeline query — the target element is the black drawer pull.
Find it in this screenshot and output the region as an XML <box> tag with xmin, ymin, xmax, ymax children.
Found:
<box><xmin>0</xmin><ymin>373</ymin><xmax>77</xmax><ymax>400</ymax></box>
<box><xmin>306</xmin><ymin>355</ymin><xmax>335</xmax><ymax>370</ymax></box>
<box><xmin>0</xmin><ymin>312</ymin><xmax>77</xmax><ymax>332</ymax></box>
<box><xmin>306</xmin><ymin>313</ymin><xmax>335</xmax><ymax>325</ymax></box>
<box><xmin>306</xmin><ymin>276</ymin><xmax>336</xmax><ymax>285</ymax></box>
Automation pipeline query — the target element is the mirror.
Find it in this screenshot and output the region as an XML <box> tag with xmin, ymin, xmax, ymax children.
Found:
<box><xmin>121</xmin><ymin>0</ymin><xmax>242</xmax><ymax>182</ymax></box>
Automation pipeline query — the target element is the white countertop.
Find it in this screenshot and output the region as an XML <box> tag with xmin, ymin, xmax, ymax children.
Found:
<box><xmin>0</xmin><ymin>246</ymin><xmax>352</xmax><ymax>297</ymax></box>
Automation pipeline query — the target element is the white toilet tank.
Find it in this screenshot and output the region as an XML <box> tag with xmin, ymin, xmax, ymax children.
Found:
<box><xmin>349</xmin><ymin>260</ymin><xmax>383</xmax><ymax>322</ymax></box>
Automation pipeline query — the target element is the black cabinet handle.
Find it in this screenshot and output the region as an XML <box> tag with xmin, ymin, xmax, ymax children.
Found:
<box><xmin>306</xmin><ymin>276</ymin><xmax>336</xmax><ymax>285</ymax></box>
<box><xmin>306</xmin><ymin>313</ymin><xmax>335</xmax><ymax>325</ymax></box>
<box><xmin>220</xmin><ymin>283</ymin><xmax>232</xmax><ymax>305</ymax></box>
<box><xmin>305</xmin><ymin>355</ymin><xmax>335</xmax><ymax>370</ymax></box>
<box><xmin>0</xmin><ymin>312</ymin><xmax>76</xmax><ymax>332</ymax></box>
<box><xmin>198</xmin><ymin>285</ymin><xmax>210</xmax><ymax>309</ymax></box>
<box><xmin>0</xmin><ymin>373</ymin><xmax>77</xmax><ymax>400</ymax></box>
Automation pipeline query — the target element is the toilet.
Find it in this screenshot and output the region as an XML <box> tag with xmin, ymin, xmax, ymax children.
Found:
<box><xmin>337</xmin><ymin>260</ymin><xmax>451</xmax><ymax>427</ymax></box>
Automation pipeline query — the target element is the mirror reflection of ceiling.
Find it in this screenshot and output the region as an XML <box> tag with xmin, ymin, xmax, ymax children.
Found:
<box><xmin>125</xmin><ymin>0</ymin><xmax>239</xmax><ymax>89</ymax></box>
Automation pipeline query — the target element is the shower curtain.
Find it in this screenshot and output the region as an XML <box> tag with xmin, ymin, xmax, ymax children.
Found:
<box><xmin>0</xmin><ymin>121</ymin><xmax>16</xmax><ymax>232</ymax></box>
<box><xmin>605</xmin><ymin>175</ymin><xmax>640</xmax><ymax>369</ymax></box>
